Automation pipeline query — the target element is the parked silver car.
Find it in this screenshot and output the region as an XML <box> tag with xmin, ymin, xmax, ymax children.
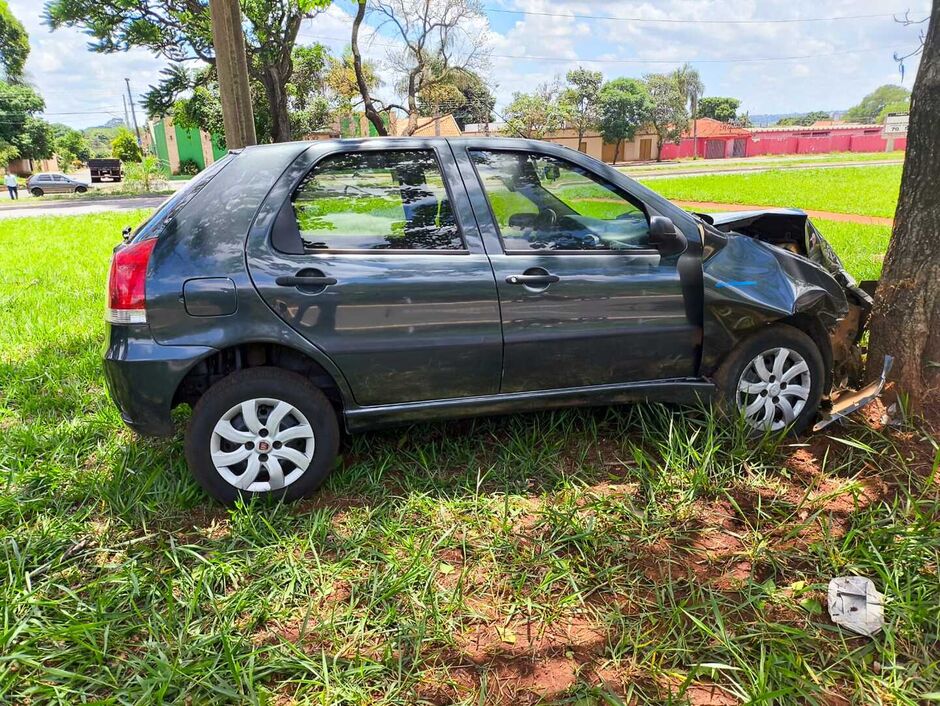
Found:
<box><xmin>26</xmin><ymin>172</ymin><xmax>89</xmax><ymax>197</ymax></box>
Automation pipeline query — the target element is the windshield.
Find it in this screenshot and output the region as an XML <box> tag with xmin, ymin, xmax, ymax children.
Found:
<box><xmin>129</xmin><ymin>154</ymin><xmax>235</xmax><ymax>243</ymax></box>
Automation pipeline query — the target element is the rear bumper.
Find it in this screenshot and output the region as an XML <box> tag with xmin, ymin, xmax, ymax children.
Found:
<box><xmin>102</xmin><ymin>324</ymin><xmax>215</xmax><ymax>437</ymax></box>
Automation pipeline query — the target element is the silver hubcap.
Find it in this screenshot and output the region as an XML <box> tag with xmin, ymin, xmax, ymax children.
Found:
<box><xmin>210</xmin><ymin>398</ymin><xmax>315</xmax><ymax>492</ymax></box>
<box><xmin>736</xmin><ymin>347</ymin><xmax>811</xmax><ymax>431</ymax></box>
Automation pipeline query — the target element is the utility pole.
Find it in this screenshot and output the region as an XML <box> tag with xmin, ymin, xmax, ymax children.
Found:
<box><xmin>124</xmin><ymin>78</ymin><xmax>142</xmax><ymax>145</ymax></box>
<box><xmin>122</xmin><ymin>94</ymin><xmax>131</xmax><ymax>129</ymax></box>
<box><xmin>209</xmin><ymin>0</ymin><xmax>257</xmax><ymax>148</ymax></box>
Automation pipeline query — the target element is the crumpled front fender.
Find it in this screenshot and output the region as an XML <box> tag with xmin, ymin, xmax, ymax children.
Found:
<box><xmin>700</xmin><ymin>234</ymin><xmax>849</xmax><ymax>377</ymax></box>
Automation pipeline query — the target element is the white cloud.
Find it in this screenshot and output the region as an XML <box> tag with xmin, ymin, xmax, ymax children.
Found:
<box><xmin>4</xmin><ymin>0</ymin><xmax>927</xmax><ymax>129</ymax></box>
<box><xmin>9</xmin><ymin>0</ymin><xmax>167</xmax><ymax>130</ymax></box>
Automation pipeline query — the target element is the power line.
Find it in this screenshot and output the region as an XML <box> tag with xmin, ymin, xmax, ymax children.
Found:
<box><xmin>297</xmin><ymin>32</ymin><xmax>910</xmax><ymax>64</ymax></box>
<box><xmin>482</xmin><ymin>5</ymin><xmax>927</xmax><ymax>24</ymax></box>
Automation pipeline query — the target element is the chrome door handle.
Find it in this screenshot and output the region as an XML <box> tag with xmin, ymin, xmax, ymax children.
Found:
<box><xmin>506</xmin><ymin>273</ymin><xmax>560</xmax><ymax>285</ymax></box>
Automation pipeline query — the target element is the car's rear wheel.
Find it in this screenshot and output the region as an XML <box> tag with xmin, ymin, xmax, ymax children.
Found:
<box><xmin>75</xmin><ymin>186</ymin><xmax>87</xmax><ymax>194</ymax></box>
<box><xmin>714</xmin><ymin>324</ymin><xmax>824</xmax><ymax>435</ymax></box>
<box><xmin>30</xmin><ymin>187</ymin><xmax>43</xmax><ymax>197</ymax></box>
<box><xmin>185</xmin><ymin>367</ymin><xmax>339</xmax><ymax>504</ymax></box>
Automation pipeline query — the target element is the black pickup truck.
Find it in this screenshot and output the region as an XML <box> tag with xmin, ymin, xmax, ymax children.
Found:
<box><xmin>88</xmin><ymin>158</ymin><xmax>122</xmax><ymax>183</ymax></box>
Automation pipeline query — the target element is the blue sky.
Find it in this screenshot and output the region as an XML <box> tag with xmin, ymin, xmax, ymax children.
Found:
<box><xmin>10</xmin><ymin>0</ymin><xmax>928</xmax><ymax>130</ymax></box>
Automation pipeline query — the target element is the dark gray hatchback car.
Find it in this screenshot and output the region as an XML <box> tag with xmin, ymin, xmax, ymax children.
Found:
<box><xmin>103</xmin><ymin>137</ymin><xmax>878</xmax><ymax>503</ymax></box>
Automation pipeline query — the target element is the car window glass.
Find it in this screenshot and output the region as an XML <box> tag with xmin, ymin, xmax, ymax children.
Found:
<box><xmin>470</xmin><ymin>150</ymin><xmax>650</xmax><ymax>252</ymax></box>
<box><xmin>292</xmin><ymin>150</ymin><xmax>464</xmax><ymax>251</ymax></box>
<box><xmin>37</xmin><ymin>175</ymin><xmax>51</xmax><ymax>182</ymax></box>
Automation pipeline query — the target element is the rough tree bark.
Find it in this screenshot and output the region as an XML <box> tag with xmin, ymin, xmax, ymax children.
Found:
<box><xmin>867</xmin><ymin>0</ymin><xmax>940</xmax><ymax>409</ymax></box>
<box><xmin>351</xmin><ymin>0</ymin><xmax>389</xmax><ymax>136</ymax></box>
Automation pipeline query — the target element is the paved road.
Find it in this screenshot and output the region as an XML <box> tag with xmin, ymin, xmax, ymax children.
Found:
<box><xmin>0</xmin><ymin>195</ymin><xmax>168</xmax><ymax>220</ymax></box>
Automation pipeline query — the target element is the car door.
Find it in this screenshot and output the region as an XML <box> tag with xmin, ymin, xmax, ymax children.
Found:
<box><xmin>247</xmin><ymin>140</ymin><xmax>503</xmax><ymax>407</ymax></box>
<box><xmin>453</xmin><ymin>142</ymin><xmax>699</xmax><ymax>393</ymax></box>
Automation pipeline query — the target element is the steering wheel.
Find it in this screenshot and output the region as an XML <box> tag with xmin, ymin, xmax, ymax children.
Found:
<box><xmin>535</xmin><ymin>207</ymin><xmax>557</xmax><ymax>231</ymax></box>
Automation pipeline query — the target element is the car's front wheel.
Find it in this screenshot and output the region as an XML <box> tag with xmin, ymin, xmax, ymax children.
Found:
<box><xmin>714</xmin><ymin>324</ymin><xmax>825</xmax><ymax>435</ymax></box>
<box><xmin>75</xmin><ymin>185</ymin><xmax>88</xmax><ymax>194</ymax></box>
<box><xmin>185</xmin><ymin>367</ymin><xmax>340</xmax><ymax>504</ymax></box>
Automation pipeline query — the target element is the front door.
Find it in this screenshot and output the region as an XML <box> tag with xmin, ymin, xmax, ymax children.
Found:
<box><xmin>248</xmin><ymin>143</ymin><xmax>502</xmax><ymax>407</ymax></box>
<box><xmin>639</xmin><ymin>138</ymin><xmax>652</xmax><ymax>161</ymax></box>
<box><xmin>456</xmin><ymin>145</ymin><xmax>698</xmax><ymax>393</ymax></box>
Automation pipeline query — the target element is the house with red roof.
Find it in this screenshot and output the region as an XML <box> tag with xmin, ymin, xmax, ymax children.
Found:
<box><xmin>659</xmin><ymin>118</ymin><xmax>751</xmax><ymax>160</ymax></box>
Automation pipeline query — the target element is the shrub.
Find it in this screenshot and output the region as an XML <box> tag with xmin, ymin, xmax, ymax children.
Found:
<box><xmin>177</xmin><ymin>159</ymin><xmax>201</xmax><ymax>176</ymax></box>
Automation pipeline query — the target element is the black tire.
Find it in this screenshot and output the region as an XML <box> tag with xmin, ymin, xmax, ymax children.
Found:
<box><xmin>30</xmin><ymin>187</ymin><xmax>43</xmax><ymax>197</ymax></box>
<box><xmin>713</xmin><ymin>324</ymin><xmax>825</xmax><ymax>435</ymax></box>
<box><xmin>75</xmin><ymin>186</ymin><xmax>88</xmax><ymax>194</ymax></box>
<box><xmin>185</xmin><ymin>367</ymin><xmax>340</xmax><ymax>504</ymax></box>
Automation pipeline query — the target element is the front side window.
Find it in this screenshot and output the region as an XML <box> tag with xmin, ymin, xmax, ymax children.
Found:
<box><xmin>293</xmin><ymin>150</ymin><xmax>464</xmax><ymax>251</ymax></box>
<box><xmin>470</xmin><ymin>150</ymin><xmax>651</xmax><ymax>252</ymax></box>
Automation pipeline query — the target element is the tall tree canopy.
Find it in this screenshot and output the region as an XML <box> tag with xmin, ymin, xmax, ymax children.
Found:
<box><xmin>842</xmin><ymin>84</ymin><xmax>911</xmax><ymax>123</ymax></box>
<box><xmin>563</xmin><ymin>67</ymin><xmax>603</xmax><ymax>143</ymax></box>
<box><xmin>371</xmin><ymin>0</ymin><xmax>490</xmax><ymax>135</ymax></box>
<box><xmin>867</xmin><ymin>2</ymin><xmax>940</xmax><ymax>409</ymax></box>
<box><xmin>44</xmin><ymin>0</ymin><xmax>331</xmax><ymax>143</ymax></box>
<box><xmin>597</xmin><ymin>77</ymin><xmax>652</xmax><ymax>162</ymax></box>
<box><xmin>697</xmin><ymin>96</ymin><xmax>741</xmax><ymax>123</ymax></box>
<box><xmin>644</xmin><ymin>72</ymin><xmax>688</xmax><ymax>161</ymax></box>
<box><xmin>0</xmin><ymin>0</ymin><xmax>29</xmax><ymax>81</ymax></box>
<box><xmin>502</xmin><ymin>82</ymin><xmax>571</xmax><ymax>139</ymax></box>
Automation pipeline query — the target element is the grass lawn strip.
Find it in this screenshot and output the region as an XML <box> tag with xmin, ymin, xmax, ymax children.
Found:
<box><xmin>0</xmin><ymin>211</ymin><xmax>936</xmax><ymax>704</ymax></box>
<box><xmin>642</xmin><ymin>165</ymin><xmax>902</xmax><ymax>219</ymax></box>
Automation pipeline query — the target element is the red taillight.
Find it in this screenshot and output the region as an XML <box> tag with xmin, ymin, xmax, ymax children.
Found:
<box><xmin>106</xmin><ymin>238</ymin><xmax>157</xmax><ymax>324</ymax></box>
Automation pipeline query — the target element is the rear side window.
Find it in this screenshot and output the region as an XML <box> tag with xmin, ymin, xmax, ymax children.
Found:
<box><xmin>292</xmin><ymin>150</ymin><xmax>464</xmax><ymax>251</ymax></box>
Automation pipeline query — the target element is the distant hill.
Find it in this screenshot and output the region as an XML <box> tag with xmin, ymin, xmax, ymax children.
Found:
<box><xmin>749</xmin><ymin>111</ymin><xmax>846</xmax><ymax>127</ymax></box>
<box><xmin>82</xmin><ymin>121</ymin><xmax>128</xmax><ymax>159</ymax></box>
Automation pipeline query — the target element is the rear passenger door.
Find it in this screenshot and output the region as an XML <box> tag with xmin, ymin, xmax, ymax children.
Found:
<box><xmin>248</xmin><ymin>141</ymin><xmax>503</xmax><ymax>407</ymax></box>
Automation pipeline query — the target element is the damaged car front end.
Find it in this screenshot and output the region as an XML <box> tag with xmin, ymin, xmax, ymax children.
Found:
<box><xmin>697</xmin><ymin>208</ymin><xmax>887</xmax><ymax>429</ymax></box>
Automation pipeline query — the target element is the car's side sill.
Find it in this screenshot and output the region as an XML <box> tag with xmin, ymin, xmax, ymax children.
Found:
<box><xmin>344</xmin><ymin>378</ymin><xmax>715</xmax><ymax>431</ymax></box>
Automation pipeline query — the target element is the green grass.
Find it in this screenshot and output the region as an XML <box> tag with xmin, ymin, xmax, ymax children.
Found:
<box><xmin>1</xmin><ymin>212</ymin><xmax>937</xmax><ymax>704</ymax></box>
<box><xmin>642</xmin><ymin>165</ymin><xmax>902</xmax><ymax>218</ymax></box>
<box><xmin>620</xmin><ymin>151</ymin><xmax>905</xmax><ymax>174</ymax></box>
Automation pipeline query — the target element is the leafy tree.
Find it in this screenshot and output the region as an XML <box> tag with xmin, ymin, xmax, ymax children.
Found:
<box><xmin>776</xmin><ymin>110</ymin><xmax>831</xmax><ymax>126</ymax></box>
<box><xmin>54</xmin><ymin>126</ymin><xmax>91</xmax><ymax>169</ymax></box>
<box><xmin>698</xmin><ymin>96</ymin><xmax>740</xmax><ymax>122</ymax></box>
<box><xmin>125</xmin><ymin>154</ymin><xmax>162</xmax><ymax>191</ymax></box>
<box><xmin>502</xmin><ymin>82</ymin><xmax>572</xmax><ymax>139</ymax></box>
<box><xmin>843</xmin><ymin>84</ymin><xmax>911</xmax><ymax>123</ymax></box>
<box><xmin>44</xmin><ymin>0</ymin><xmax>332</xmax><ymax>143</ymax></box>
<box><xmin>563</xmin><ymin>67</ymin><xmax>603</xmax><ymax>144</ymax></box>
<box><xmin>418</xmin><ymin>68</ymin><xmax>495</xmax><ymax>129</ymax></box>
<box><xmin>0</xmin><ymin>0</ymin><xmax>28</xmax><ymax>81</ymax></box>
<box><xmin>111</xmin><ymin>127</ymin><xmax>142</xmax><ymax>162</ymax></box>
<box><xmin>867</xmin><ymin>2</ymin><xmax>940</xmax><ymax>410</ymax></box>
<box><xmin>876</xmin><ymin>100</ymin><xmax>911</xmax><ymax>123</ymax></box>
<box><xmin>644</xmin><ymin>73</ymin><xmax>688</xmax><ymax>162</ymax></box>
<box><xmin>597</xmin><ymin>78</ymin><xmax>652</xmax><ymax>162</ymax></box>
<box><xmin>371</xmin><ymin>0</ymin><xmax>489</xmax><ymax>135</ymax></box>
<box><xmin>0</xmin><ymin>81</ymin><xmax>55</xmax><ymax>160</ymax></box>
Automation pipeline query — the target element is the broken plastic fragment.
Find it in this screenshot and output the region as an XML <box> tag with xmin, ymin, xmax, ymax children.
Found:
<box><xmin>827</xmin><ymin>576</ymin><xmax>884</xmax><ymax>637</ymax></box>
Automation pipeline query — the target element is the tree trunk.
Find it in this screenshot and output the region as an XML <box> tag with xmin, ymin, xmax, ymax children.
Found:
<box><xmin>260</xmin><ymin>67</ymin><xmax>292</xmax><ymax>143</ymax></box>
<box><xmin>867</xmin><ymin>0</ymin><xmax>940</xmax><ymax>410</ymax></box>
<box><xmin>351</xmin><ymin>0</ymin><xmax>388</xmax><ymax>136</ymax></box>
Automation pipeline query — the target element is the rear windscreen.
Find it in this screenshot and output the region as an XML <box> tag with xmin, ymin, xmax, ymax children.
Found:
<box><xmin>129</xmin><ymin>154</ymin><xmax>235</xmax><ymax>243</ymax></box>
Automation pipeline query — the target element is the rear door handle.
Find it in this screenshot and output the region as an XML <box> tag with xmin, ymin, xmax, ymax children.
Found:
<box><xmin>506</xmin><ymin>274</ymin><xmax>560</xmax><ymax>285</ymax></box>
<box><xmin>276</xmin><ymin>275</ymin><xmax>337</xmax><ymax>287</ymax></box>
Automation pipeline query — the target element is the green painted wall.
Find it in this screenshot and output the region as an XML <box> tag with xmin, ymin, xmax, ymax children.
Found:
<box><xmin>153</xmin><ymin>121</ymin><xmax>170</xmax><ymax>168</ymax></box>
<box><xmin>174</xmin><ymin>123</ymin><xmax>205</xmax><ymax>170</ymax></box>
<box><xmin>211</xmin><ymin>136</ymin><xmax>227</xmax><ymax>161</ymax></box>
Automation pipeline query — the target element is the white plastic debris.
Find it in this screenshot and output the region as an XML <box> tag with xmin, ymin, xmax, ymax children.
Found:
<box><xmin>827</xmin><ymin>576</ymin><xmax>885</xmax><ymax>637</ymax></box>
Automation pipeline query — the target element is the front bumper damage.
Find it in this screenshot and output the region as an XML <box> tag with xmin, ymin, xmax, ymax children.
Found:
<box><xmin>703</xmin><ymin>210</ymin><xmax>891</xmax><ymax>430</ymax></box>
<box><xmin>814</xmin><ymin>355</ymin><xmax>894</xmax><ymax>431</ymax></box>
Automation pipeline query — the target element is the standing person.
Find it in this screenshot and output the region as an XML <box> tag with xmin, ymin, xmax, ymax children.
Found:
<box><xmin>5</xmin><ymin>172</ymin><xmax>18</xmax><ymax>199</ymax></box>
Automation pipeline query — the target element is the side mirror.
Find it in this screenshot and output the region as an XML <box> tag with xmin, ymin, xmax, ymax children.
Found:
<box><xmin>649</xmin><ymin>216</ymin><xmax>688</xmax><ymax>257</ymax></box>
